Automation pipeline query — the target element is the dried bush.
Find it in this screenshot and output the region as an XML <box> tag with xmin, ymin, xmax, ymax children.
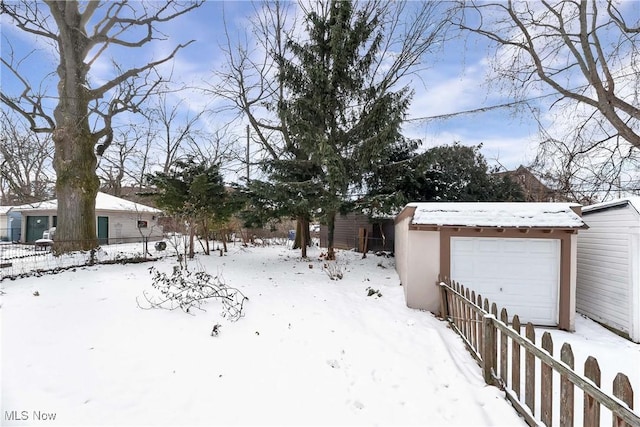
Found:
<box><xmin>138</xmin><ymin>264</ymin><xmax>248</xmax><ymax>322</ymax></box>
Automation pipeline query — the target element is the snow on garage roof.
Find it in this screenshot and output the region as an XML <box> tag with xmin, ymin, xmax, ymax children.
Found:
<box><xmin>582</xmin><ymin>197</ymin><xmax>640</xmax><ymax>215</ymax></box>
<box><xmin>11</xmin><ymin>192</ymin><xmax>161</xmax><ymax>214</ymax></box>
<box><xmin>407</xmin><ymin>202</ymin><xmax>585</xmax><ymax>228</ymax></box>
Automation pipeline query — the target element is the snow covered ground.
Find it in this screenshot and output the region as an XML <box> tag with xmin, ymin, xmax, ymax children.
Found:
<box><xmin>1</xmin><ymin>242</ymin><xmax>637</xmax><ymax>426</ymax></box>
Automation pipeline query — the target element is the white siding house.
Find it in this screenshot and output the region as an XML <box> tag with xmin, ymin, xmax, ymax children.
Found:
<box><xmin>0</xmin><ymin>206</ymin><xmax>11</xmax><ymax>241</ymax></box>
<box><xmin>577</xmin><ymin>198</ymin><xmax>640</xmax><ymax>342</ymax></box>
<box><xmin>11</xmin><ymin>192</ymin><xmax>163</xmax><ymax>244</ymax></box>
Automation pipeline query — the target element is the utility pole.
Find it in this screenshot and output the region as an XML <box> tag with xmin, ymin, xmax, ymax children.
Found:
<box><xmin>246</xmin><ymin>124</ymin><xmax>250</xmax><ymax>183</ymax></box>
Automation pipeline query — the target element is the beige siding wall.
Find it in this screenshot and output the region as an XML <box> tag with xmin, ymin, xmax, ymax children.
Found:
<box><xmin>394</xmin><ymin>216</ymin><xmax>410</xmax><ymax>298</ymax></box>
<box><xmin>405</xmin><ymin>230</ymin><xmax>441</xmax><ymax>312</ymax></box>
<box><xmin>106</xmin><ymin>211</ymin><xmax>163</xmax><ymax>243</ymax></box>
<box><xmin>577</xmin><ymin>206</ymin><xmax>637</xmax><ymax>341</ymax></box>
<box><xmin>394</xmin><ymin>218</ymin><xmax>441</xmax><ymax>313</ymax></box>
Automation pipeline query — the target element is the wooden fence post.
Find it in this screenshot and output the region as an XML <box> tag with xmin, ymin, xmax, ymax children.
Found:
<box><xmin>491</xmin><ymin>303</ymin><xmax>498</xmax><ymax>376</ymax></box>
<box><xmin>465</xmin><ymin>287</ymin><xmax>471</xmax><ymax>343</ymax></box>
<box><xmin>500</xmin><ymin>308</ymin><xmax>509</xmax><ymax>385</ymax></box>
<box><xmin>471</xmin><ymin>290</ymin><xmax>477</xmax><ymax>352</ymax></box>
<box><xmin>482</xmin><ymin>314</ymin><xmax>496</xmax><ymax>385</ymax></box>
<box><xmin>512</xmin><ymin>315</ymin><xmax>521</xmax><ymax>399</ymax></box>
<box><xmin>560</xmin><ymin>342</ymin><xmax>574</xmax><ymax>427</ymax></box>
<box><xmin>477</xmin><ymin>294</ymin><xmax>484</xmax><ymax>354</ymax></box>
<box><xmin>612</xmin><ymin>373</ymin><xmax>634</xmax><ymax>427</ymax></box>
<box><xmin>541</xmin><ymin>332</ymin><xmax>553</xmax><ymax>426</ymax></box>
<box><xmin>525</xmin><ymin>323</ymin><xmax>536</xmax><ymax>416</ymax></box>
<box><xmin>439</xmin><ymin>279</ymin><xmax>449</xmax><ymax>320</ymax></box>
<box><xmin>584</xmin><ymin>356</ymin><xmax>601</xmax><ymax>427</ymax></box>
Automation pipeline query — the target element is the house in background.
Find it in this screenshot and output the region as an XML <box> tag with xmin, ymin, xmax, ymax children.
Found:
<box><xmin>495</xmin><ymin>165</ymin><xmax>565</xmax><ymax>202</ymax></box>
<box><xmin>577</xmin><ymin>197</ymin><xmax>640</xmax><ymax>343</ymax></box>
<box><xmin>320</xmin><ymin>212</ymin><xmax>394</xmax><ymax>253</ymax></box>
<box><xmin>395</xmin><ymin>202</ymin><xmax>586</xmax><ymax>331</ymax></box>
<box><xmin>0</xmin><ymin>206</ymin><xmax>21</xmax><ymax>242</ymax></box>
<box><xmin>11</xmin><ymin>192</ymin><xmax>163</xmax><ymax>244</ymax></box>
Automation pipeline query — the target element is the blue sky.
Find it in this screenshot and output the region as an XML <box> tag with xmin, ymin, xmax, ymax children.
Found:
<box><xmin>1</xmin><ymin>1</ymin><xmax>552</xmax><ymax>179</ymax></box>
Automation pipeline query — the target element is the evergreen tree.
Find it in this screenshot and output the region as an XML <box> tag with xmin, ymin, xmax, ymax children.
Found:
<box><xmin>278</xmin><ymin>0</ymin><xmax>412</xmax><ymax>259</ymax></box>
<box><xmin>148</xmin><ymin>158</ymin><xmax>240</xmax><ymax>258</ymax></box>
<box><xmin>364</xmin><ymin>143</ymin><xmax>524</xmax><ymax>206</ymax></box>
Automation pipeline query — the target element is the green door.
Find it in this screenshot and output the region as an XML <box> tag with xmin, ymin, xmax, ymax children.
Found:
<box><xmin>26</xmin><ymin>216</ymin><xmax>49</xmax><ymax>242</ymax></box>
<box><xmin>97</xmin><ymin>216</ymin><xmax>109</xmax><ymax>245</ymax></box>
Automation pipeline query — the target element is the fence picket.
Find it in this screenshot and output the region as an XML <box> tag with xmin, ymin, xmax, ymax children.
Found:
<box><xmin>449</xmin><ymin>281</ymin><xmax>456</xmax><ymax>328</ymax></box>
<box><xmin>477</xmin><ymin>294</ymin><xmax>483</xmax><ymax>356</ymax></box>
<box><xmin>500</xmin><ymin>308</ymin><xmax>509</xmax><ymax>384</ymax></box>
<box><xmin>471</xmin><ymin>290</ymin><xmax>477</xmax><ymax>352</ymax></box>
<box><xmin>541</xmin><ymin>332</ymin><xmax>554</xmax><ymax>426</ymax></box>
<box><xmin>584</xmin><ymin>356</ymin><xmax>602</xmax><ymax>427</ymax></box>
<box><xmin>525</xmin><ymin>323</ymin><xmax>536</xmax><ymax>416</ymax></box>
<box><xmin>483</xmin><ymin>314</ymin><xmax>496</xmax><ymax>385</ymax></box>
<box><xmin>512</xmin><ymin>315</ymin><xmax>521</xmax><ymax>399</ymax></box>
<box><xmin>490</xmin><ymin>303</ymin><xmax>498</xmax><ymax>376</ymax></box>
<box><xmin>612</xmin><ymin>373</ymin><xmax>634</xmax><ymax>427</ymax></box>
<box><xmin>439</xmin><ymin>277</ymin><xmax>449</xmax><ymax>320</ymax></box>
<box><xmin>560</xmin><ymin>343</ymin><xmax>575</xmax><ymax>427</ymax></box>
<box><xmin>455</xmin><ymin>282</ymin><xmax>462</xmax><ymax>332</ymax></box>
<box><xmin>463</xmin><ymin>286</ymin><xmax>469</xmax><ymax>341</ymax></box>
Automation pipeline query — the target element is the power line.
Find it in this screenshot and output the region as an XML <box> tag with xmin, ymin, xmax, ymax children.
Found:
<box><xmin>405</xmin><ymin>93</ymin><xmax>555</xmax><ymax>123</ymax></box>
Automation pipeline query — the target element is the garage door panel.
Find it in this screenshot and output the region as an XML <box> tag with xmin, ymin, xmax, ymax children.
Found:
<box><xmin>451</xmin><ymin>237</ymin><xmax>560</xmax><ymax>326</ymax></box>
<box><xmin>462</xmin><ymin>256</ymin><xmax>555</xmax><ymax>280</ymax></box>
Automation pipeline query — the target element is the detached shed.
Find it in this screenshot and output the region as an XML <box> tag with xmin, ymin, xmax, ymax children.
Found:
<box><xmin>320</xmin><ymin>212</ymin><xmax>395</xmax><ymax>253</ymax></box>
<box><xmin>395</xmin><ymin>202</ymin><xmax>586</xmax><ymax>331</ymax></box>
<box><xmin>577</xmin><ymin>198</ymin><xmax>640</xmax><ymax>343</ymax></box>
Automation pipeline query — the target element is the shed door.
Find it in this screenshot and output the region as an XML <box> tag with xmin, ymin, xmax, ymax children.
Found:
<box><xmin>97</xmin><ymin>216</ymin><xmax>109</xmax><ymax>245</ymax></box>
<box><xmin>450</xmin><ymin>237</ymin><xmax>560</xmax><ymax>326</ymax></box>
<box><xmin>26</xmin><ymin>216</ymin><xmax>49</xmax><ymax>242</ymax></box>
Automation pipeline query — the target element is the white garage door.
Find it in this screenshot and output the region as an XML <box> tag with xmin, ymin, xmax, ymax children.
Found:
<box><xmin>450</xmin><ymin>237</ymin><xmax>560</xmax><ymax>326</ymax></box>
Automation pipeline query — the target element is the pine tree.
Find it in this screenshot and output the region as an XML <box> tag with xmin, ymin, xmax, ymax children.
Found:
<box><xmin>278</xmin><ymin>0</ymin><xmax>412</xmax><ymax>260</ymax></box>
<box><xmin>148</xmin><ymin>158</ymin><xmax>240</xmax><ymax>258</ymax></box>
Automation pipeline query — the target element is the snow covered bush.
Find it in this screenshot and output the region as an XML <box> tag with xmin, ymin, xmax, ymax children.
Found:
<box><xmin>138</xmin><ymin>264</ymin><xmax>248</xmax><ymax>322</ymax></box>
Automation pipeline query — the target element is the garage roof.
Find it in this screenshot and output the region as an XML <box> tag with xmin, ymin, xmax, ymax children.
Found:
<box><xmin>582</xmin><ymin>197</ymin><xmax>640</xmax><ymax>215</ymax></box>
<box><xmin>406</xmin><ymin>202</ymin><xmax>585</xmax><ymax>228</ymax></box>
<box><xmin>11</xmin><ymin>192</ymin><xmax>161</xmax><ymax>214</ymax></box>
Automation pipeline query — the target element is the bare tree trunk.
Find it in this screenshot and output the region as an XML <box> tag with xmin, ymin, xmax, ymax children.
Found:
<box><xmin>201</xmin><ymin>219</ymin><xmax>210</xmax><ymax>255</ymax></box>
<box><xmin>49</xmin><ymin>1</ymin><xmax>99</xmax><ymax>253</ymax></box>
<box><xmin>189</xmin><ymin>225</ymin><xmax>195</xmax><ymax>259</ymax></box>
<box><xmin>326</xmin><ymin>212</ymin><xmax>336</xmax><ymax>261</ymax></box>
<box><xmin>293</xmin><ymin>215</ymin><xmax>310</xmax><ymax>258</ymax></box>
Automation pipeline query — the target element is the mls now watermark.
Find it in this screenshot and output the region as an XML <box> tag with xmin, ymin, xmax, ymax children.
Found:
<box><xmin>5</xmin><ymin>410</ymin><xmax>57</xmax><ymax>422</ymax></box>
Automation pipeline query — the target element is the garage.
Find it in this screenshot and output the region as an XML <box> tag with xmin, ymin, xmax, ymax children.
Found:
<box><xmin>450</xmin><ymin>237</ymin><xmax>560</xmax><ymax>326</ymax></box>
<box><xmin>394</xmin><ymin>202</ymin><xmax>586</xmax><ymax>331</ymax></box>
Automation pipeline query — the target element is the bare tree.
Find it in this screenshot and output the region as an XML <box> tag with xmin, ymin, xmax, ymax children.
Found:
<box><xmin>1</xmin><ymin>1</ymin><xmax>202</xmax><ymax>252</ymax></box>
<box><xmin>0</xmin><ymin>110</ymin><xmax>54</xmax><ymax>204</ymax></box>
<box><xmin>452</xmin><ymin>0</ymin><xmax>640</xmax><ymax>148</ymax></box>
<box><xmin>530</xmin><ymin>113</ymin><xmax>640</xmax><ymax>203</ymax></box>
<box><xmin>144</xmin><ymin>91</ymin><xmax>206</xmax><ymax>174</ymax></box>
<box><xmin>186</xmin><ymin>125</ymin><xmax>242</xmax><ymax>178</ymax></box>
<box><xmin>97</xmin><ymin>123</ymin><xmax>152</xmax><ymax>197</ymax></box>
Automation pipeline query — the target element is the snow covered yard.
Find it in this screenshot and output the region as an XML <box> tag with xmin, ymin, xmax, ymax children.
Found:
<box><xmin>1</xmin><ymin>243</ymin><xmax>527</xmax><ymax>426</ymax></box>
